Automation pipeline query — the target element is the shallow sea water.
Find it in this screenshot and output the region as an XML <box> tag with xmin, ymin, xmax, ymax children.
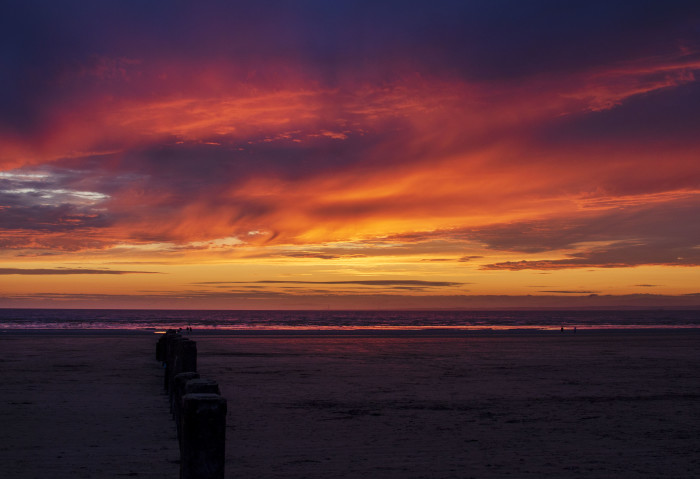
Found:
<box><xmin>0</xmin><ymin>308</ymin><xmax>699</xmax><ymax>331</ymax></box>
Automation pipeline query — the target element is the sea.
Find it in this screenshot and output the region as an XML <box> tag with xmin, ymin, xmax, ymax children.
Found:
<box><xmin>0</xmin><ymin>309</ymin><xmax>699</xmax><ymax>331</ymax></box>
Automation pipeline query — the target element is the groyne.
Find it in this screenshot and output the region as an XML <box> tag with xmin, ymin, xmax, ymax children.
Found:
<box><xmin>157</xmin><ymin>330</ymin><xmax>227</xmax><ymax>479</ymax></box>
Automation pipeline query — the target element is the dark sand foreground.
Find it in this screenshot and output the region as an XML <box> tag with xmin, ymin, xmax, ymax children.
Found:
<box><xmin>1</xmin><ymin>329</ymin><xmax>699</xmax><ymax>478</ymax></box>
<box><xmin>0</xmin><ymin>332</ymin><xmax>180</xmax><ymax>478</ymax></box>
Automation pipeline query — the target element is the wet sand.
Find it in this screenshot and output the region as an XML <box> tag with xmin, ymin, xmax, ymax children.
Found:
<box><xmin>1</xmin><ymin>329</ymin><xmax>699</xmax><ymax>478</ymax></box>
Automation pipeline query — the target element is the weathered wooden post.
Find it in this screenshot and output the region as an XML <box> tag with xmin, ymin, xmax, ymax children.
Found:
<box><xmin>180</xmin><ymin>393</ymin><xmax>227</xmax><ymax>479</ymax></box>
<box><xmin>178</xmin><ymin>379</ymin><xmax>222</xmax><ymax>449</ymax></box>
<box><xmin>184</xmin><ymin>378</ymin><xmax>220</xmax><ymax>396</ymax></box>
<box><xmin>164</xmin><ymin>334</ymin><xmax>183</xmax><ymax>391</ymax></box>
<box><xmin>173</xmin><ymin>371</ymin><xmax>201</xmax><ymax>415</ymax></box>
<box><xmin>169</xmin><ymin>339</ymin><xmax>197</xmax><ymax>398</ymax></box>
<box><xmin>156</xmin><ymin>329</ymin><xmax>178</xmax><ymax>361</ymax></box>
<box><xmin>176</xmin><ymin>340</ymin><xmax>197</xmax><ymax>374</ymax></box>
<box><xmin>173</xmin><ymin>372</ymin><xmax>201</xmax><ymax>440</ymax></box>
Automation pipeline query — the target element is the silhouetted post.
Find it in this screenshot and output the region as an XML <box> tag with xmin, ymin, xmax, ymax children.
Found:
<box><xmin>177</xmin><ymin>339</ymin><xmax>197</xmax><ymax>374</ymax></box>
<box><xmin>177</xmin><ymin>378</ymin><xmax>219</xmax><ymax>446</ymax></box>
<box><xmin>173</xmin><ymin>372</ymin><xmax>201</xmax><ymax>440</ymax></box>
<box><xmin>169</xmin><ymin>339</ymin><xmax>197</xmax><ymax>397</ymax></box>
<box><xmin>185</xmin><ymin>378</ymin><xmax>221</xmax><ymax>396</ymax></box>
<box><xmin>173</xmin><ymin>372</ymin><xmax>200</xmax><ymax>414</ymax></box>
<box><xmin>170</xmin><ymin>338</ymin><xmax>197</xmax><ymax>390</ymax></box>
<box><xmin>157</xmin><ymin>329</ymin><xmax>178</xmax><ymax>362</ymax></box>
<box><xmin>164</xmin><ymin>334</ymin><xmax>183</xmax><ymax>391</ymax></box>
<box><xmin>181</xmin><ymin>393</ymin><xmax>227</xmax><ymax>479</ymax></box>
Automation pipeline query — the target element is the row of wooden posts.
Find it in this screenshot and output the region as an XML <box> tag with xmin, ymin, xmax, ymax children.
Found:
<box><xmin>156</xmin><ymin>330</ymin><xmax>227</xmax><ymax>479</ymax></box>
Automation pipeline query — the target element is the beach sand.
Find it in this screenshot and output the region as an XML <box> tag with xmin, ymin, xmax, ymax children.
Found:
<box><xmin>0</xmin><ymin>332</ymin><xmax>180</xmax><ymax>478</ymax></box>
<box><xmin>1</xmin><ymin>329</ymin><xmax>699</xmax><ymax>478</ymax></box>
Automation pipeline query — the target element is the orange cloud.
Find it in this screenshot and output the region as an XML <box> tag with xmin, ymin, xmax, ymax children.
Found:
<box><xmin>2</xmin><ymin>52</ymin><xmax>700</xmax><ymax>258</ymax></box>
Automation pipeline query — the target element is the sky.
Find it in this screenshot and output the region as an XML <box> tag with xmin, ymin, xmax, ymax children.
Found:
<box><xmin>1</xmin><ymin>0</ymin><xmax>700</xmax><ymax>309</ymax></box>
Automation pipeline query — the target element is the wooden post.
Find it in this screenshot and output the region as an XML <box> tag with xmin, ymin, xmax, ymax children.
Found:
<box><xmin>156</xmin><ymin>329</ymin><xmax>178</xmax><ymax>361</ymax></box>
<box><xmin>169</xmin><ymin>339</ymin><xmax>197</xmax><ymax>397</ymax></box>
<box><xmin>180</xmin><ymin>393</ymin><xmax>227</xmax><ymax>479</ymax></box>
<box><xmin>178</xmin><ymin>379</ymin><xmax>221</xmax><ymax>444</ymax></box>
<box><xmin>184</xmin><ymin>378</ymin><xmax>220</xmax><ymax>396</ymax></box>
<box><xmin>173</xmin><ymin>372</ymin><xmax>200</xmax><ymax>441</ymax></box>
<box><xmin>164</xmin><ymin>334</ymin><xmax>183</xmax><ymax>391</ymax></box>
<box><xmin>173</xmin><ymin>372</ymin><xmax>200</xmax><ymax>413</ymax></box>
<box><xmin>178</xmin><ymin>379</ymin><xmax>221</xmax><ymax>451</ymax></box>
<box><xmin>177</xmin><ymin>340</ymin><xmax>197</xmax><ymax>374</ymax></box>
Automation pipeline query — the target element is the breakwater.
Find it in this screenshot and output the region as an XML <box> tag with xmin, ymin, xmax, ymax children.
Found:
<box><xmin>157</xmin><ymin>330</ymin><xmax>227</xmax><ymax>479</ymax></box>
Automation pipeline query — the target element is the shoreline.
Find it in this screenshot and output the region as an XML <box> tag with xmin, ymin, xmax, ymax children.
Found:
<box><xmin>2</xmin><ymin>326</ymin><xmax>700</xmax><ymax>337</ymax></box>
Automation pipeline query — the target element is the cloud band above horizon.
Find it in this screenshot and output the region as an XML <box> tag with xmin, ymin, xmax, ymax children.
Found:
<box><xmin>1</xmin><ymin>1</ymin><xmax>699</xmax><ymax>308</ymax></box>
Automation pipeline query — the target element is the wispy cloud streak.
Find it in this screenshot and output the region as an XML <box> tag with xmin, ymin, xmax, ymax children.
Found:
<box><xmin>196</xmin><ymin>280</ymin><xmax>464</xmax><ymax>287</ymax></box>
<box><xmin>0</xmin><ymin>268</ymin><xmax>159</xmax><ymax>275</ymax></box>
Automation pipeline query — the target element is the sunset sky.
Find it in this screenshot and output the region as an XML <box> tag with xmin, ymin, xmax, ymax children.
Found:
<box><xmin>1</xmin><ymin>1</ymin><xmax>699</xmax><ymax>309</ymax></box>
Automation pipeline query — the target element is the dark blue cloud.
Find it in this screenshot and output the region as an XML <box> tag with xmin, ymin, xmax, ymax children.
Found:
<box><xmin>1</xmin><ymin>0</ymin><xmax>698</xmax><ymax>144</ymax></box>
<box><xmin>540</xmin><ymin>81</ymin><xmax>700</xmax><ymax>145</ymax></box>
<box><xmin>469</xmin><ymin>200</ymin><xmax>700</xmax><ymax>253</ymax></box>
<box><xmin>0</xmin><ymin>202</ymin><xmax>110</xmax><ymax>232</ymax></box>
<box><xmin>3</xmin><ymin>1</ymin><xmax>699</xmax><ymax>99</ymax></box>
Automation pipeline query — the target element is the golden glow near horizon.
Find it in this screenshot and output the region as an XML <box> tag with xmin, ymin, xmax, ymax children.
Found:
<box><xmin>1</xmin><ymin>4</ymin><xmax>700</xmax><ymax>309</ymax></box>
